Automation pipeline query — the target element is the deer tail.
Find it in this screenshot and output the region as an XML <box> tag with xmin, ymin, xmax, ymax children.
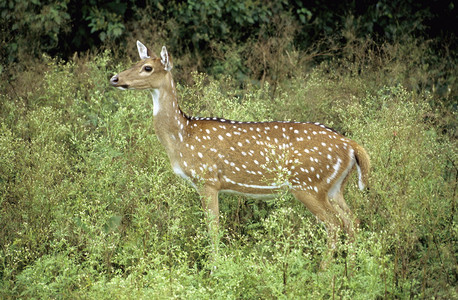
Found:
<box><xmin>354</xmin><ymin>143</ymin><xmax>371</xmax><ymax>190</ymax></box>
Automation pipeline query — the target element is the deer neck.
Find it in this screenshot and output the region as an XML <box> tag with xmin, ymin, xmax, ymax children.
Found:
<box><xmin>151</xmin><ymin>74</ymin><xmax>187</xmax><ymax>159</ymax></box>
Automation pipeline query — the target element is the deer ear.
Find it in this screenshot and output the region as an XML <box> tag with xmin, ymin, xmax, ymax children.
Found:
<box><xmin>160</xmin><ymin>46</ymin><xmax>173</xmax><ymax>71</ymax></box>
<box><xmin>137</xmin><ymin>40</ymin><xmax>151</xmax><ymax>59</ymax></box>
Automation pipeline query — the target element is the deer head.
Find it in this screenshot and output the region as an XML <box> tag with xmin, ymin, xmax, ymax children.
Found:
<box><xmin>110</xmin><ymin>41</ymin><xmax>173</xmax><ymax>90</ymax></box>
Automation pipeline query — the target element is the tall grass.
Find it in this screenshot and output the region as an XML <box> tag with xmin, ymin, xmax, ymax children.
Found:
<box><xmin>0</xmin><ymin>38</ymin><xmax>456</xmax><ymax>298</ymax></box>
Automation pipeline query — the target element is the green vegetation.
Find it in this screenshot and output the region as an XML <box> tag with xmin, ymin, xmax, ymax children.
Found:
<box><xmin>1</xmin><ymin>1</ymin><xmax>456</xmax><ymax>298</ymax></box>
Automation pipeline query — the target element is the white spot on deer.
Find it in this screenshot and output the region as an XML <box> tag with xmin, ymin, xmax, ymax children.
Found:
<box><xmin>237</xmin><ymin>142</ymin><xmax>243</xmax><ymax>147</ymax></box>
<box><xmin>218</xmin><ymin>135</ymin><xmax>224</xmax><ymax>141</ymax></box>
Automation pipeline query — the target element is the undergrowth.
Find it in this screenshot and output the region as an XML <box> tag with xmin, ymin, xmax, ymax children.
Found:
<box><xmin>0</xmin><ymin>38</ymin><xmax>456</xmax><ymax>299</ymax></box>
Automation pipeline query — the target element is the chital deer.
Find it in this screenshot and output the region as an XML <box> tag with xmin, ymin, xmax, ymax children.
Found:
<box><xmin>110</xmin><ymin>40</ymin><xmax>370</xmax><ymax>250</ymax></box>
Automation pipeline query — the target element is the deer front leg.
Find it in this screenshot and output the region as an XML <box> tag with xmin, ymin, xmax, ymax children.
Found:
<box><xmin>199</xmin><ymin>185</ymin><xmax>220</xmax><ymax>254</ymax></box>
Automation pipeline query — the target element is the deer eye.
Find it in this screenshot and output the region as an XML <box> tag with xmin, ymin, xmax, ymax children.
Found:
<box><xmin>144</xmin><ymin>66</ymin><xmax>153</xmax><ymax>72</ymax></box>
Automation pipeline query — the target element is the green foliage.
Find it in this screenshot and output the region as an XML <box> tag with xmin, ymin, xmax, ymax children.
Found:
<box><xmin>86</xmin><ymin>6</ymin><xmax>125</xmax><ymax>42</ymax></box>
<box><xmin>0</xmin><ymin>34</ymin><xmax>456</xmax><ymax>299</ymax></box>
<box><xmin>0</xmin><ymin>0</ymin><xmax>71</xmax><ymax>63</ymax></box>
<box><xmin>2</xmin><ymin>1</ymin><xmax>455</xmax><ymax>74</ymax></box>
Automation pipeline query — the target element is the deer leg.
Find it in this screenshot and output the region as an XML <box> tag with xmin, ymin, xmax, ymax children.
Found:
<box><xmin>292</xmin><ymin>190</ymin><xmax>343</xmax><ymax>250</ymax></box>
<box><xmin>331</xmin><ymin>190</ymin><xmax>359</xmax><ymax>241</ymax></box>
<box><xmin>199</xmin><ymin>185</ymin><xmax>220</xmax><ymax>253</ymax></box>
<box><xmin>331</xmin><ymin>190</ymin><xmax>359</xmax><ymax>276</ymax></box>
<box><xmin>293</xmin><ymin>190</ymin><xmax>345</xmax><ymax>269</ymax></box>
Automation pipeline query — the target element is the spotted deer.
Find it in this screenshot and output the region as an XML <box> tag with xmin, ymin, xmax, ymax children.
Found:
<box><xmin>110</xmin><ymin>40</ymin><xmax>370</xmax><ymax>249</ymax></box>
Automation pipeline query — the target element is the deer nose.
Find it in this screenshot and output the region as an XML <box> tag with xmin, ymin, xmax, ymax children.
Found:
<box><xmin>110</xmin><ymin>75</ymin><xmax>119</xmax><ymax>86</ymax></box>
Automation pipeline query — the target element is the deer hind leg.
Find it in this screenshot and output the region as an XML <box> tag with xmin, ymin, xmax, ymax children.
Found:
<box><xmin>292</xmin><ymin>190</ymin><xmax>345</xmax><ymax>250</ymax></box>
<box><xmin>330</xmin><ymin>190</ymin><xmax>359</xmax><ymax>241</ymax></box>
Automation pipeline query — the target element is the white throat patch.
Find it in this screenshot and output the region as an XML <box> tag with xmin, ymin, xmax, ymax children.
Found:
<box><xmin>151</xmin><ymin>89</ymin><xmax>160</xmax><ymax>116</ymax></box>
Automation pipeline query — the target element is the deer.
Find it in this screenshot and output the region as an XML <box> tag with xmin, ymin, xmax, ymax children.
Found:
<box><xmin>110</xmin><ymin>40</ymin><xmax>370</xmax><ymax>255</ymax></box>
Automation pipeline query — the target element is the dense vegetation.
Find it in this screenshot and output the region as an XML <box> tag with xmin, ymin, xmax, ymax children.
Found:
<box><xmin>1</xmin><ymin>1</ymin><xmax>456</xmax><ymax>298</ymax></box>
